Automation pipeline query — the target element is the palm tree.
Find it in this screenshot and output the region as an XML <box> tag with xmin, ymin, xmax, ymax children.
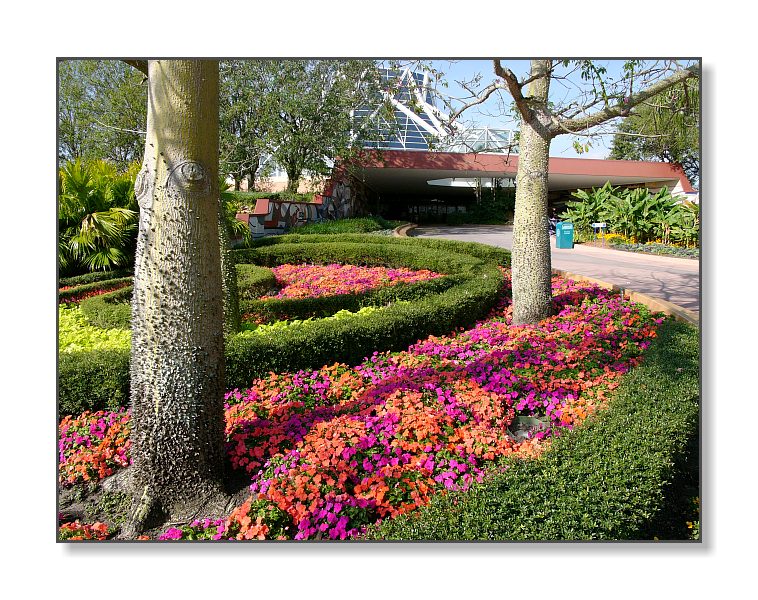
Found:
<box><xmin>58</xmin><ymin>159</ymin><xmax>138</xmax><ymax>274</ymax></box>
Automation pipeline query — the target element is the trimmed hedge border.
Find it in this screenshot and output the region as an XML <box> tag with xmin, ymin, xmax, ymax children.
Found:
<box><xmin>59</xmin><ymin>268</ymin><xmax>133</xmax><ymax>289</ymax></box>
<box><xmin>58</xmin><ymin>349</ymin><xmax>132</xmax><ymax>416</ymax></box>
<box><xmin>79</xmin><ymin>286</ymin><xmax>133</xmax><ymax>329</ymax></box>
<box><xmin>58</xmin><ymin>277</ymin><xmax>133</xmax><ymax>303</ymax></box>
<box><xmin>240</xmin><ymin>275</ymin><xmax>462</xmax><ymax>322</ymax></box>
<box><xmin>236</xmin><ymin>264</ymin><xmax>277</xmax><ymax>300</ymax></box>
<box><xmin>59</xmin><ymin>235</ymin><xmax>508</xmax><ymax>415</ymax></box>
<box><xmin>369</xmin><ymin>318</ymin><xmax>700</xmax><ymax>540</ymax></box>
<box><xmin>245</xmin><ymin>233</ymin><xmax>511</xmax><ymax>267</ymax></box>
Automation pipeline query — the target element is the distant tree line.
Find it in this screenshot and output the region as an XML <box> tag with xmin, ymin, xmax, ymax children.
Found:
<box><xmin>59</xmin><ymin>59</ymin><xmax>388</xmax><ymax>193</ymax></box>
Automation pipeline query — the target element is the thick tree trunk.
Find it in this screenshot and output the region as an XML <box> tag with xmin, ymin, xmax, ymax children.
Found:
<box><xmin>125</xmin><ymin>60</ymin><xmax>227</xmax><ymax>535</ymax></box>
<box><xmin>286</xmin><ymin>165</ymin><xmax>301</xmax><ymax>193</ymax></box>
<box><xmin>511</xmin><ymin>60</ymin><xmax>554</xmax><ymax>325</ymax></box>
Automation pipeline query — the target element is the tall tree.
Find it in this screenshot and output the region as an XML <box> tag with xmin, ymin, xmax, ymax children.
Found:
<box><xmin>609</xmin><ymin>79</ymin><xmax>699</xmax><ymax>186</ymax></box>
<box><xmin>219</xmin><ymin>60</ymin><xmax>276</xmax><ymax>191</ymax></box>
<box><xmin>58</xmin><ymin>60</ymin><xmax>147</xmax><ymax>168</ymax></box>
<box><xmin>266</xmin><ymin>60</ymin><xmax>383</xmax><ymax>192</ymax></box>
<box><xmin>123</xmin><ymin>60</ymin><xmax>230</xmax><ymax>536</ymax></box>
<box><xmin>447</xmin><ymin>59</ymin><xmax>699</xmax><ymax>324</ymax></box>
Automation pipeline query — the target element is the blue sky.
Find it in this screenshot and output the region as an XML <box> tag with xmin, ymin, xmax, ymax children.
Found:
<box><xmin>416</xmin><ymin>59</ymin><xmax>676</xmax><ymax>159</ymax></box>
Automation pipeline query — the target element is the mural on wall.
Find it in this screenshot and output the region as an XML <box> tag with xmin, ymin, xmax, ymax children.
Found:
<box><xmin>236</xmin><ymin>169</ymin><xmax>371</xmax><ymax>238</ymax></box>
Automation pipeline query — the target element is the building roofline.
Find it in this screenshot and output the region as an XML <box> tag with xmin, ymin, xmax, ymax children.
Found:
<box><xmin>348</xmin><ymin>149</ymin><xmax>694</xmax><ymax>193</ymax></box>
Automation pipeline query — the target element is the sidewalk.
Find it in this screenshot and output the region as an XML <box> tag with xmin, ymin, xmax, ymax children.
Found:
<box><xmin>412</xmin><ymin>225</ymin><xmax>700</xmax><ymax>314</ymax></box>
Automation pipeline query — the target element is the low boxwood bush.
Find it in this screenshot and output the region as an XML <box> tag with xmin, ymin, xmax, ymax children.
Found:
<box><xmin>79</xmin><ymin>286</ymin><xmax>133</xmax><ymax>329</ymax></box>
<box><xmin>369</xmin><ymin>318</ymin><xmax>699</xmax><ymax>540</ymax></box>
<box><xmin>236</xmin><ymin>264</ymin><xmax>277</xmax><ymax>300</ymax></box>
<box><xmin>247</xmin><ymin>233</ymin><xmax>511</xmax><ymax>267</ymax></box>
<box><xmin>58</xmin><ymin>349</ymin><xmax>131</xmax><ymax>416</ymax></box>
<box><xmin>59</xmin><ymin>268</ymin><xmax>133</xmax><ymax>289</ymax></box>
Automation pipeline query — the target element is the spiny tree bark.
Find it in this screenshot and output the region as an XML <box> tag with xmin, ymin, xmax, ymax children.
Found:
<box><xmin>509</xmin><ymin>60</ymin><xmax>553</xmax><ymax>325</ymax></box>
<box><xmin>123</xmin><ymin>60</ymin><xmax>228</xmax><ymax>536</ymax></box>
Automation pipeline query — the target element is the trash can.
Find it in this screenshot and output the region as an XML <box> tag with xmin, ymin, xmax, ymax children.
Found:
<box><xmin>555</xmin><ymin>222</ymin><xmax>574</xmax><ymax>249</ymax></box>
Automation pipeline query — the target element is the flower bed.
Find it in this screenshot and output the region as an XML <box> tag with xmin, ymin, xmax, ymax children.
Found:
<box><xmin>607</xmin><ymin>240</ymin><xmax>699</xmax><ymax>259</ymax></box>
<box><xmin>58</xmin><ymin>408</ymin><xmax>131</xmax><ymax>486</ymax></box>
<box><xmin>59</xmin><ymin>270</ymin><xmax>663</xmax><ymax>540</ymax></box>
<box><xmin>261</xmin><ymin>263</ymin><xmax>441</xmax><ymax>300</ymax></box>
<box><xmin>59</xmin><ymin>236</ymin><xmax>505</xmax><ymax>414</ymax></box>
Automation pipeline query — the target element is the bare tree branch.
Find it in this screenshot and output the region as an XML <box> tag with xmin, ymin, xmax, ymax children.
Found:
<box><xmin>446</xmin><ymin>80</ymin><xmax>507</xmax><ymax>124</ymax></box>
<box><xmin>123</xmin><ymin>60</ymin><xmax>148</xmax><ymax>75</ymax></box>
<box><xmin>92</xmin><ymin>118</ymin><xmax>146</xmax><ymax>135</ymax></box>
<box><xmin>493</xmin><ymin>59</ymin><xmax>531</xmax><ymax>121</ymax></box>
<box><xmin>550</xmin><ymin>64</ymin><xmax>699</xmax><ymax>137</ymax></box>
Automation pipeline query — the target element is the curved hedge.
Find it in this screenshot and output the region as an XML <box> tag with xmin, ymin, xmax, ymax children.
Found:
<box><xmin>236</xmin><ymin>264</ymin><xmax>277</xmax><ymax>300</ymax></box>
<box><xmin>225</xmin><ymin>238</ymin><xmax>505</xmax><ymax>388</ymax></box>
<box><xmin>240</xmin><ymin>275</ymin><xmax>462</xmax><ymax>322</ymax></box>
<box><xmin>58</xmin><ymin>276</ymin><xmax>133</xmax><ymax>303</ymax></box>
<box><xmin>59</xmin><ymin>268</ymin><xmax>133</xmax><ymax>289</ymax></box>
<box><xmin>79</xmin><ymin>286</ymin><xmax>133</xmax><ymax>329</ymax></box>
<box><xmin>58</xmin><ymin>349</ymin><xmax>131</xmax><ymax>416</ymax></box>
<box><xmin>246</xmin><ymin>233</ymin><xmax>511</xmax><ymax>267</ymax></box>
<box><xmin>59</xmin><ymin>235</ymin><xmax>509</xmax><ymax>416</ymax></box>
<box><xmin>369</xmin><ymin>318</ymin><xmax>700</xmax><ymax>540</ymax></box>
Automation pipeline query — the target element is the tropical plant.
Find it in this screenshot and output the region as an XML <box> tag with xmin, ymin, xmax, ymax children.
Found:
<box><xmin>669</xmin><ymin>200</ymin><xmax>699</xmax><ymax>247</ymax></box>
<box><xmin>58</xmin><ymin>159</ymin><xmax>139</xmax><ymax>275</ymax></box>
<box><xmin>560</xmin><ymin>182</ymin><xmax>617</xmax><ymax>237</ymax></box>
<box><xmin>560</xmin><ymin>183</ymin><xmax>698</xmax><ymax>247</ymax></box>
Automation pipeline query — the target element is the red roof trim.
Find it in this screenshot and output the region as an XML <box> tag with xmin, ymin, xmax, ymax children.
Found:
<box><xmin>347</xmin><ymin>149</ymin><xmax>693</xmax><ymax>193</ymax></box>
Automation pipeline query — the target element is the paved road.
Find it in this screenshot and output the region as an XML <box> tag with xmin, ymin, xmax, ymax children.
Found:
<box><xmin>412</xmin><ymin>225</ymin><xmax>700</xmax><ymax>313</ymax></box>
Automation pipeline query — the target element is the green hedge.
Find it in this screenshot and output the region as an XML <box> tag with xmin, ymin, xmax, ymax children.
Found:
<box><xmin>246</xmin><ymin>233</ymin><xmax>511</xmax><ymax>267</ymax></box>
<box><xmin>227</xmin><ymin>237</ymin><xmax>504</xmax><ymax>388</ymax></box>
<box><xmin>58</xmin><ymin>277</ymin><xmax>133</xmax><ymax>302</ymax></box>
<box><xmin>293</xmin><ymin>216</ymin><xmax>403</xmax><ymax>235</ymax></box>
<box><xmin>58</xmin><ymin>235</ymin><xmax>508</xmax><ymax>415</ymax></box>
<box><xmin>58</xmin><ymin>349</ymin><xmax>131</xmax><ymax>416</ymax></box>
<box><xmin>240</xmin><ymin>275</ymin><xmax>461</xmax><ymax>322</ymax></box>
<box><xmin>236</xmin><ymin>264</ymin><xmax>277</xmax><ymax>300</ymax></box>
<box><xmin>79</xmin><ymin>286</ymin><xmax>133</xmax><ymax>329</ymax></box>
<box><xmin>226</xmin><ymin>265</ymin><xmax>501</xmax><ymax>389</ymax></box>
<box><xmin>59</xmin><ymin>268</ymin><xmax>133</xmax><ymax>289</ymax></box>
<box><xmin>369</xmin><ymin>318</ymin><xmax>700</xmax><ymax>540</ymax></box>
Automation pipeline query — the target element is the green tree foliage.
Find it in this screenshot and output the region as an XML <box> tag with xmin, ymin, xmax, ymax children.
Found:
<box><xmin>560</xmin><ymin>182</ymin><xmax>699</xmax><ymax>246</ymax></box>
<box><xmin>264</xmin><ymin>60</ymin><xmax>384</xmax><ymax>192</ymax></box>
<box><xmin>58</xmin><ymin>159</ymin><xmax>140</xmax><ymax>275</ymax></box>
<box><xmin>219</xmin><ymin>61</ymin><xmax>277</xmax><ymax>191</ymax></box>
<box><xmin>610</xmin><ymin>80</ymin><xmax>699</xmax><ymax>186</ymax></box>
<box><xmin>58</xmin><ymin>60</ymin><xmax>147</xmax><ymax>168</ymax></box>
